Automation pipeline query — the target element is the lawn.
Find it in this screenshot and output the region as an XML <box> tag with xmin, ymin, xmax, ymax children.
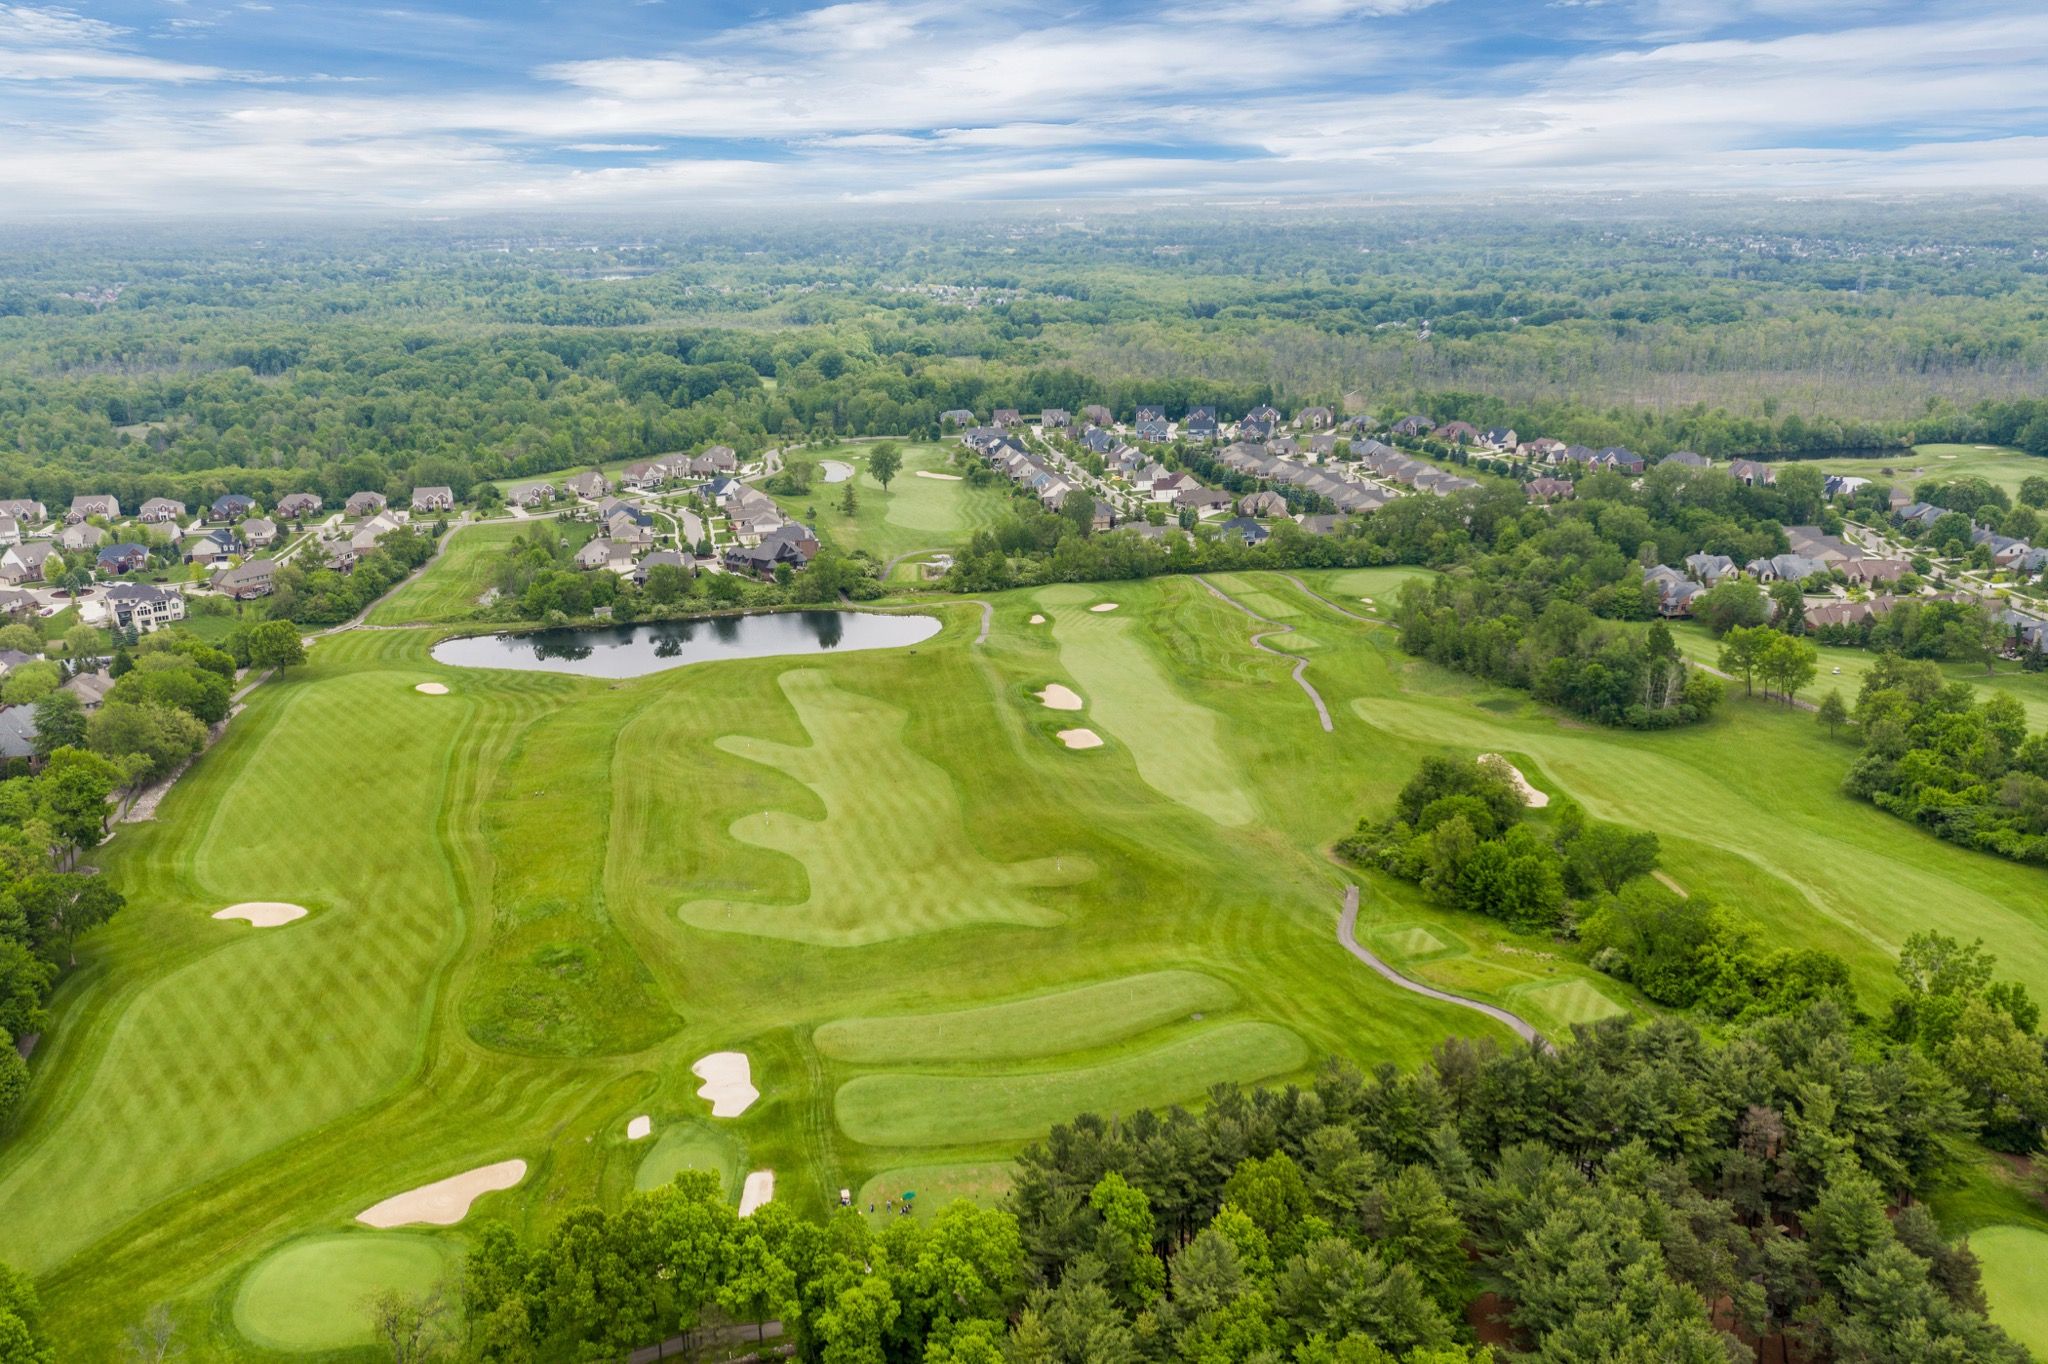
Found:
<box><xmin>766</xmin><ymin>440</ymin><xmax>1012</xmax><ymax>565</ymax></box>
<box><xmin>1789</xmin><ymin>443</ymin><xmax>2046</xmax><ymax>499</ymax></box>
<box><xmin>10</xmin><ymin>566</ymin><xmax>2048</xmax><ymax>1355</ymax></box>
<box><xmin>1971</xmin><ymin>1225</ymin><xmax>2048</xmax><ymax>1358</ymax></box>
<box><xmin>232</xmin><ymin>1233</ymin><xmax>460</xmax><ymax>1353</ymax></box>
<box><xmin>366</xmin><ymin>517</ymin><xmax>592</xmax><ymax>625</ymax></box>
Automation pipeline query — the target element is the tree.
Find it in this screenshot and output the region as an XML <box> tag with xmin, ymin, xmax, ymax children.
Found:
<box><xmin>867</xmin><ymin>442</ymin><xmax>902</xmax><ymax>490</ymax></box>
<box><xmin>0</xmin><ymin>1261</ymin><xmax>54</xmax><ymax>1364</ymax></box>
<box><xmin>1695</xmin><ymin>576</ymin><xmax>1768</xmax><ymax>636</ymax></box>
<box><xmin>30</xmin><ymin>690</ymin><xmax>85</xmax><ymax>759</ymax></box>
<box><xmin>60</xmin><ymin>623</ymin><xmax>101</xmax><ymax>659</ymax></box>
<box><xmin>0</xmin><ymin>624</ymin><xmax>40</xmax><ymax>655</ymax></box>
<box><xmin>1717</xmin><ymin>625</ymin><xmax>1768</xmax><ymax>697</ymax></box>
<box><xmin>246</xmin><ymin>619</ymin><xmax>306</xmax><ymax>672</ymax></box>
<box><xmin>840</xmin><ymin>481</ymin><xmax>859</xmax><ymax>516</ymax></box>
<box><xmin>1</xmin><ymin>661</ymin><xmax>61</xmax><ymax>706</ymax></box>
<box><xmin>88</xmin><ymin>701</ymin><xmax>207</xmax><ymax>785</ymax></box>
<box><xmin>1759</xmin><ymin>632</ymin><xmax>1817</xmax><ymax>705</ymax></box>
<box><xmin>122</xmin><ymin>1304</ymin><xmax>180</xmax><ymax>1363</ymax></box>
<box><xmin>2020</xmin><ymin>474</ymin><xmax>2048</xmax><ymax>510</ymax></box>
<box><xmin>1767</xmin><ymin>579</ymin><xmax>1805</xmax><ymax>635</ymax></box>
<box><xmin>1817</xmin><ymin>689</ymin><xmax>1848</xmax><ymax>738</ymax></box>
<box><xmin>642</xmin><ymin>562</ymin><xmax>690</xmax><ymax>605</ymax></box>
<box><xmin>34</xmin><ymin>748</ymin><xmax>123</xmax><ymax>865</ymax></box>
<box><xmin>364</xmin><ymin>1283</ymin><xmax>447</xmax><ymax>1364</ymax></box>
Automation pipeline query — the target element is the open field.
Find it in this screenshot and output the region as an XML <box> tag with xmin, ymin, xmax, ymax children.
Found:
<box><xmin>1971</xmin><ymin>1225</ymin><xmax>2048</xmax><ymax>1358</ymax></box>
<box><xmin>1789</xmin><ymin>443</ymin><xmax>2046</xmax><ymax>498</ymax></box>
<box><xmin>766</xmin><ymin>441</ymin><xmax>1012</xmax><ymax>564</ymax></box>
<box><xmin>9</xmin><ymin>563</ymin><xmax>2048</xmax><ymax>1354</ymax></box>
<box><xmin>365</xmin><ymin>518</ymin><xmax>592</xmax><ymax>626</ymax></box>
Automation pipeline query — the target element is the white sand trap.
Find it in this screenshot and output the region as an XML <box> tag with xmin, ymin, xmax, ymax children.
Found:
<box><xmin>627</xmin><ymin>1115</ymin><xmax>652</xmax><ymax>1141</ymax></box>
<box><xmin>916</xmin><ymin>470</ymin><xmax>963</xmax><ymax>481</ymax></box>
<box><xmin>357</xmin><ymin>1159</ymin><xmax>526</xmax><ymax>1228</ymax></box>
<box><xmin>1036</xmin><ymin>684</ymin><xmax>1084</xmax><ymax>711</ymax></box>
<box><xmin>1479</xmin><ymin>754</ymin><xmax>1548</xmax><ymax>807</ymax></box>
<box><xmin>214</xmin><ymin>901</ymin><xmax>308</xmax><ymax>927</ymax></box>
<box><xmin>1057</xmin><ymin>728</ymin><xmax>1104</xmax><ymax>750</ymax></box>
<box><xmin>692</xmin><ymin>1052</ymin><xmax>760</xmax><ymax>1117</ymax></box>
<box><xmin>1940</xmin><ymin>453</ymin><xmax>1958</xmax><ymax>459</ymax></box>
<box><xmin>1089</xmin><ymin>603</ymin><xmax>1120</xmax><ymax>613</ymax></box>
<box><xmin>819</xmin><ymin>460</ymin><xmax>855</xmax><ymax>484</ymax></box>
<box><xmin>1029</xmin><ymin>613</ymin><xmax>1047</xmax><ymax>624</ymax></box>
<box><xmin>415</xmin><ymin>682</ymin><xmax>449</xmax><ymax>695</ymax></box>
<box><xmin>1974</xmin><ymin>445</ymin><xmax>1995</xmax><ymax>450</ymax></box>
<box><xmin>739</xmin><ymin>1170</ymin><xmax>775</xmax><ymax>1216</ymax></box>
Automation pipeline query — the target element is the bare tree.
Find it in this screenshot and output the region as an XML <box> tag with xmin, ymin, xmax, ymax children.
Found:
<box><xmin>365</xmin><ymin>1283</ymin><xmax>448</xmax><ymax>1364</ymax></box>
<box><xmin>123</xmin><ymin>1304</ymin><xmax>180</xmax><ymax>1362</ymax></box>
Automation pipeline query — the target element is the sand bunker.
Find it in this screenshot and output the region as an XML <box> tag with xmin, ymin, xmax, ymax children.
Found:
<box><xmin>1089</xmin><ymin>603</ymin><xmax>1120</xmax><ymax>613</ymax></box>
<box><xmin>415</xmin><ymin>682</ymin><xmax>449</xmax><ymax>695</ymax></box>
<box><xmin>692</xmin><ymin>1052</ymin><xmax>760</xmax><ymax>1117</ymax></box>
<box><xmin>627</xmin><ymin>1115</ymin><xmax>652</xmax><ymax>1141</ymax></box>
<box><xmin>1029</xmin><ymin>613</ymin><xmax>1046</xmax><ymax>624</ymax></box>
<box><xmin>1479</xmin><ymin>754</ymin><xmax>1548</xmax><ymax>808</ymax></box>
<box><xmin>739</xmin><ymin>1170</ymin><xmax>775</xmax><ymax>1216</ymax></box>
<box><xmin>819</xmin><ymin>460</ymin><xmax>855</xmax><ymax>484</ymax></box>
<box><xmin>357</xmin><ymin>1159</ymin><xmax>526</xmax><ymax>1228</ymax></box>
<box><xmin>1056</xmin><ymin>728</ymin><xmax>1104</xmax><ymax>750</ymax></box>
<box><xmin>916</xmin><ymin>470</ymin><xmax>963</xmax><ymax>481</ymax></box>
<box><xmin>214</xmin><ymin>902</ymin><xmax>307</xmax><ymax>927</ymax></box>
<box><xmin>1035</xmin><ymin>684</ymin><xmax>1084</xmax><ymax>711</ymax></box>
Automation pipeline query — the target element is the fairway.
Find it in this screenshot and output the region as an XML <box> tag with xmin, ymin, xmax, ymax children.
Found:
<box><xmin>769</xmin><ymin>441</ymin><xmax>1011</xmax><ymax>563</ymax></box>
<box><xmin>814</xmin><ymin>970</ymin><xmax>1236</xmax><ymax>1063</ymax></box>
<box><xmin>233</xmin><ymin>1233</ymin><xmax>459</xmax><ymax>1353</ymax></box>
<box><xmin>834</xmin><ymin>1021</ymin><xmax>1310</xmax><ymax>1146</ymax></box>
<box><xmin>368</xmin><ymin>518</ymin><xmax>592</xmax><ymax>625</ymax></box>
<box><xmin>1792</xmin><ymin>444</ymin><xmax>2047</xmax><ymax>498</ymax></box>
<box><xmin>1972</xmin><ymin>1226</ymin><xmax>2048</xmax><ymax>1357</ymax></box>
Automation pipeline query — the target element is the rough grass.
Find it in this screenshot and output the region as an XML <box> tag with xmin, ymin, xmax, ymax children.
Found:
<box><xmin>834</xmin><ymin>1021</ymin><xmax>1311</xmax><ymax>1146</ymax></box>
<box><xmin>1970</xmin><ymin>1225</ymin><xmax>2048</xmax><ymax>1357</ymax></box>
<box><xmin>367</xmin><ymin>519</ymin><xmax>593</xmax><ymax>626</ymax></box>
<box><xmin>232</xmin><ymin>1233</ymin><xmax>460</xmax><ymax>1353</ymax></box>
<box><xmin>814</xmin><ymin>970</ymin><xmax>1236</xmax><ymax>1064</ymax></box>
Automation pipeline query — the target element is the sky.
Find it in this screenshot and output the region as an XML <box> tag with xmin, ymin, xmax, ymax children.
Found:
<box><xmin>1</xmin><ymin>0</ymin><xmax>2046</xmax><ymax>214</ymax></box>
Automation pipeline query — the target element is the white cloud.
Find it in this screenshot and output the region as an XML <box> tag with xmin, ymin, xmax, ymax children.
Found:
<box><xmin>0</xmin><ymin>2</ymin><xmax>225</xmax><ymax>80</ymax></box>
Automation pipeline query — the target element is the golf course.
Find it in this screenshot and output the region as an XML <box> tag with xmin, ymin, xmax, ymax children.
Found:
<box><xmin>7</xmin><ymin>528</ymin><xmax>2048</xmax><ymax>1354</ymax></box>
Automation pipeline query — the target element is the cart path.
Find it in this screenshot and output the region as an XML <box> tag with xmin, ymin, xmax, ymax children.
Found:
<box><xmin>1196</xmin><ymin>577</ymin><xmax>1332</xmax><ymax>732</ymax></box>
<box><xmin>1280</xmin><ymin>573</ymin><xmax>1382</xmax><ymax>625</ymax></box>
<box><xmin>1336</xmin><ymin>886</ymin><xmax>1550</xmax><ymax>1050</ymax></box>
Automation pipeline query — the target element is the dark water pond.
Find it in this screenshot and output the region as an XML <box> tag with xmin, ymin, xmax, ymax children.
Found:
<box><xmin>430</xmin><ymin>610</ymin><xmax>940</xmax><ymax>678</ymax></box>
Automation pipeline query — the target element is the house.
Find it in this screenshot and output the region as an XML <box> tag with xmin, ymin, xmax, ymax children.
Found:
<box><xmin>575</xmin><ymin>539</ymin><xmax>615</xmax><ymax>571</ymax></box>
<box><xmin>1785</xmin><ymin>525</ymin><xmax>1860</xmax><ymax>564</ymax></box>
<box><xmin>61</xmin><ymin>669</ymin><xmax>117</xmax><ymax>710</ymax></box>
<box><xmin>1744</xmin><ymin>553</ymin><xmax>1824</xmax><ymax>583</ymax></box>
<box><xmin>345</xmin><ymin>491</ymin><xmax>388</xmax><ymax>518</ymax></box>
<box><xmin>1239</xmin><ymin>490</ymin><xmax>1290</xmax><ymax>517</ymax></box>
<box><xmin>1644</xmin><ymin>565</ymin><xmax>1706</xmax><ymax>617</ymax></box>
<box><xmin>0</xmin><ymin>588</ymin><xmax>35</xmax><ymax>615</ymax></box>
<box><xmin>1683</xmin><ymin>553</ymin><xmax>1739</xmax><ymax>584</ymax></box>
<box><xmin>992</xmin><ymin>409</ymin><xmax>1022</xmax><ymax>429</ymax></box>
<box><xmin>1149</xmin><ymin>471</ymin><xmax>1197</xmax><ymax>502</ymax></box>
<box><xmin>1265</xmin><ymin>435</ymin><xmax>1302</xmax><ymax>458</ymax></box>
<box><xmin>1662</xmin><ymin>450</ymin><xmax>1711</xmax><ymax>470</ymax></box>
<box><xmin>1297</xmin><ymin>514</ymin><xmax>1352</xmax><ymax>536</ymax></box>
<box><xmin>411</xmin><ymin>486</ymin><xmax>456</xmax><ymax>513</ymax></box>
<box><xmin>1524</xmin><ymin>477</ymin><xmax>1575</xmax><ymax>503</ymax></box>
<box><xmin>1822</xmin><ymin>475</ymin><xmax>1871</xmax><ymax>500</ymax></box>
<box><xmin>1519</xmin><ymin>438</ymin><xmax>1566</xmax><ymax>462</ymax></box>
<box><xmin>1245</xmin><ymin>404</ymin><xmax>1282</xmax><ymax>426</ymax></box>
<box><xmin>621</xmin><ymin>460</ymin><xmax>670</xmax><ymax>490</ymax></box>
<box><xmin>349</xmin><ymin>513</ymin><xmax>402</xmax><ymax>553</ymax></box>
<box><xmin>1895</xmin><ymin>501</ymin><xmax>1945</xmax><ymax>530</ymax></box>
<box><xmin>241</xmin><ymin>517</ymin><xmax>278</xmax><ymax>549</ymax></box>
<box><xmin>1136</xmin><ymin>405</ymin><xmax>1166</xmax><ymax>425</ymax></box>
<box><xmin>0</xmin><ymin>500</ymin><xmax>45</xmax><ymax>526</ymax></box>
<box><xmin>511</xmin><ymin>483</ymin><xmax>555</xmax><ymax>509</ymax></box>
<box><xmin>1886</xmin><ymin>486</ymin><xmax>1915</xmax><ymax>511</ymax></box>
<box><xmin>1183</xmin><ymin>406</ymin><xmax>1218</xmax><ymax>439</ymax></box>
<box><xmin>562</xmin><ymin>471</ymin><xmax>610</xmax><ymax>501</ymax></box>
<box><xmin>1216</xmin><ymin>516</ymin><xmax>1270</xmax><ymax>546</ymax></box>
<box><xmin>1135</xmin><ymin>416</ymin><xmax>1171</xmax><ymax>444</ymax></box>
<box><xmin>209</xmin><ymin>494</ymin><xmax>256</xmax><ymax>522</ymax></box>
<box><xmin>1080</xmin><ymin>427</ymin><xmax>1116</xmax><ymax>455</ymax></box>
<box><xmin>723</xmin><ymin>522</ymin><xmax>819</xmax><ymax>578</ymax></box>
<box><xmin>1481</xmin><ymin>426</ymin><xmax>1518</xmax><ymax>451</ymax></box>
<box><xmin>1594</xmin><ymin>446</ymin><xmax>1646</xmax><ymax>474</ymax></box>
<box><xmin>1308</xmin><ymin>433</ymin><xmax>1340</xmax><ymax>457</ymax></box>
<box><xmin>56</xmin><ymin>522</ymin><xmax>105</xmax><ymax>553</ymax></box>
<box><xmin>1434</xmin><ymin>420</ymin><xmax>1482</xmax><ymax>446</ymax></box>
<box><xmin>698</xmin><ymin>447</ymin><xmax>739</xmax><ymax>474</ymax></box>
<box><xmin>1841</xmin><ymin>558</ymin><xmax>1911</xmax><ymax>585</ymax></box>
<box><xmin>939</xmin><ymin>409</ymin><xmax>976</xmax><ymax>427</ymax></box>
<box><xmin>139</xmin><ymin>497</ymin><xmax>186</xmax><ymax>524</ymax></box>
<box><xmin>0</xmin><ymin>650</ymin><xmax>34</xmax><ymax>673</ymax></box>
<box><xmin>67</xmin><ymin>494</ymin><xmax>119</xmax><ymax>524</ymax></box>
<box><xmin>1728</xmin><ymin>459</ymin><xmax>1776</xmax><ymax>487</ymax></box>
<box><xmin>1082</xmin><ymin>404</ymin><xmax>1115</xmax><ymax>427</ymax></box>
<box><xmin>631</xmin><ymin>550</ymin><xmax>695</xmax><ymax>585</ymax></box>
<box><xmin>0</xmin><ymin>542</ymin><xmax>57</xmax><ymax>584</ymax></box>
<box><xmin>1041</xmin><ymin>408</ymin><xmax>1072</xmax><ymax>430</ymax></box>
<box><xmin>218</xmin><ymin>558</ymin><xmax>277</xmax><ymax>600</ymax></box>
<box><xmin>183</xmin><ymin>527</ymin><xmax>240</xmax><ymax>565</ymax></box>
<box><xmin>1236</xmin><ymin>415</ymin><xmax>1272</xmax><ymax>442</ymax></box>
<box><xmin>1175</xmin><ymin>486</ymin><xmax>1235</xmax><ymax>516</ymax></box>
<box><xmin>312</xmin><ymin>539</ymin><xmax>358</xmax><ymax>573</ymax></box>
<box><xmin>1391</xmin><ymin>415</ymin><xmax>1434</xmax><ymax>439</ymax></box>
<box><xmin>0</xmin><ymin>708</ymin><xmax>36</xmax><ymax>761</ymax></box>
<box><xmin>95</xmin><ymin>542</ymin><xmax>151</xmax><ymax>576</ymax></box>
<box><xmin>101</xmin><ymin>582</ymin><xmax>185</xmax><ymax>634</ymax></box>
<box><xmin>0</xmin><ymin>519</ymin><xmax>16</xmax><ymax>548</ymax></box>
<box><xmin>275</xmin><ymin>492</ymin><xmax>323</xmax><ymax>520</ymax></box>
<box><xmin>1297</xmin><ymin>406</ymin><xmax>1334</xmax><ymax>430</ymax></box>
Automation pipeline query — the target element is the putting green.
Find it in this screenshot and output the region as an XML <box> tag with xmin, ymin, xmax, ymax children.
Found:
<box><xmin>814</xmin><ymin>970</ymin><xmax>1236</xmax><ymax>1063</ymax></box>
<box><xmin>678</xmin><ymin>669</ymin><xmax>1090</xmax><ymax>944</ymax></box>
<box><xmin>1229</xmin><ymin>589</ymin><xmax>1298</xmax><ymax>619</ymax></box>
<box><xmin>1039</xmin><ymin>587</ymin><xmax>1255</xmax><ymax>826</ymax></box>
<box><xmin>1376</xmin><ymin>925</ymin><xmax>1449</xmax><ymax>958</ymax></box>
<box><xmin>1973</xmin><ymin>1225</ymin><xmax>2048</xmax><ymax>1356</ymax></box>
<box><xmin>835</xmin><ymin>1020</ymin><xmax>1309</xmax><ymax>1147</ymax></box>
<box><xmin>1510</xmin><ymin>977</ymin><xmax>1627</xmax><ymax>1029</ymax></box>
<box><xmin>234</xmin><ymin>1233</ymin><xmax>459</xmax><ymax>1353</ymax></box>
<box><xmin>634</xmin><ymin>1122</ymin><xmax>744</xmax><ymax>1196</ymax></box>
<box><xmin>857</xmin><ymin>1162</ymin><xmax>1015</xmax><ymax>1225</ymax></box>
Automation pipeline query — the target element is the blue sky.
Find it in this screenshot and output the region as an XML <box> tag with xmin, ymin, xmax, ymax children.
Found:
<box><xmin>1</xmin><ymin>0</ymin><xmax>2045</xmax><ymax>213</ymax></box>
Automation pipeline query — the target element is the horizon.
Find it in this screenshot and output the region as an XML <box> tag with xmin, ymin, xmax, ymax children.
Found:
<box><xmin>1</xmin><ymin>0</ymin><xmax>2046</xmax><ymax>215</ymax></box>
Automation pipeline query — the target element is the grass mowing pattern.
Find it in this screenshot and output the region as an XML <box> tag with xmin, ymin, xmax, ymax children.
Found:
<box><xmin>233</xmin><ymin>1233</ymin><xmax>460</xmax><ymax>1352</ymax></box>
<box><xmin>1509</xmin><ymin>978</ymin><xmax>1627</xmax><ymax>1028</ymax></box>
<box><xmin>678</xmin><ymin>669</ymin><xmax>1088</xmax><ymax>945</ymax></box>
<box><xmin>814</xmin><ymin>970</ymin><xmax>1236</xmax><ymax>1063</ymax></box>
<box><xmin>1971</xmin><ymin>1226</ymin><xmax>2048</xmax><ymax>1357</ymax></box>
<box><xmin>834</xmin><ymin>1020</ymin><xmax>1308</xmax><ymax>1146</ymax></box>
<box><xmin>1376</xmin><ymin>925</ymin><xmax>1450</xmax><ymax>958</ymax></box>
<box><xmin>1038</xmin><ymin>585</ymin><xmax>1255</xmax><ymax>826</ymax></box>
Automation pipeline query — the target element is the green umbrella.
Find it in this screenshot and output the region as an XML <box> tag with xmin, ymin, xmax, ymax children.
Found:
<box><xmin>902</xmin><ymin>1191</ymin><xmax>916</xmax><ymax>1202</ymax></box>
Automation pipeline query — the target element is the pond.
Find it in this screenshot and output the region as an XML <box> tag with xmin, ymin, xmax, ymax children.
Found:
<box><xmin>430</xmin><ymin>610</ymin><xmax>941</xmax><ymax>678</ymax></box>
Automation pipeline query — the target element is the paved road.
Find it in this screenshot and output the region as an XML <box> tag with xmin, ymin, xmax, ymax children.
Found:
<box><xmin>1196</xmin><ymin>577</ymin><xmax>1333</xmax><ymax>732</ymax></box>
<box><xmin>1336</xmin><ymin>886</ymin><xmax>1549</xmax><ymax>1049</ymax></box>
<box><xmin>974</xmin><ymin>599</ymin><xmax>992</xmax><ymax>645</ymax></box>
